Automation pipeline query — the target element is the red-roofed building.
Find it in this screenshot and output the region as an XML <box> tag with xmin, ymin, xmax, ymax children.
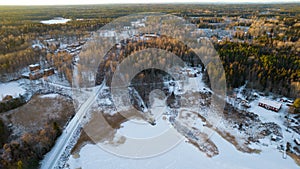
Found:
<box><xmin>258</xmin><ymin>98</ymin><xmax>282</xmax><ymax>112</ymax></box>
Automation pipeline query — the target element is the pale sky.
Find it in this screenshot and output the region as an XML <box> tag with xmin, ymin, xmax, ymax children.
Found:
<box><xmin>0</xmin><ymin>0</ymin><xmax>299</xmax><ymax>6</ymax></box>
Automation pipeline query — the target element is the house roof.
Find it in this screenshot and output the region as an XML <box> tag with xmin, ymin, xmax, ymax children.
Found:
<box><xmin>259</xmin><ymin>98</ymin><xmax>282</xmax><ymax>109</ymax></box>
<box><xmin>29</xmin><ymin>63</ymin><xmax>40</xmax><ymax>67</ymax></box>
<box><xmin>44</xmin><ymin>68</ymin><xmax>54</xmax><ymax>71</ymax></box>
<box><xmin>295</xmin><ymin>138</ymin><xmax>300</xmax><ymax>145</ymax></box>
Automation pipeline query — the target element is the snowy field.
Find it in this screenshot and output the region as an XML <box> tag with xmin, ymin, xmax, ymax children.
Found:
<box><xmin>0</xmin><ymin>81</ymin><xmax>26</xmax><ymax>99</ymax></box>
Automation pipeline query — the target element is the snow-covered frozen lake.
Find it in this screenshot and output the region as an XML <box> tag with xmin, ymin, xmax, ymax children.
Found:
<box><xmin>66</xmin><ymin>127</ymin><xmax>299</xmax><ymax>169</ymax></box>
<box><xmin>40</xmin><ymin>17</ymin><xmax>71</xmax><ymax>24</ymax></box>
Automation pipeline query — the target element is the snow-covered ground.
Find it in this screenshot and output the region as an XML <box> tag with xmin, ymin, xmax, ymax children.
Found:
<box><xmin>247</xmin><ymin>94</ymin><xmax>300</xmax><ymax>158</ymax></box>
<box><xmin>40</xmin><ymin>17</ymin><xmax>71</xmax><ymax>24</ymax></box>
<box><xmin>39</xmin><ymin>93</ymin><xmax>60</xmax><ymax>98</ymax></box>
<box><xmin>225</xmin><ymin>84</ymin><xmax>300</xmax><ymax>163</ymax></box>
<box><xmin>65</xmin><ymin>72</ymin><xmax>300</xmax><ymax>169</ymax></box>
<box><xmin>0</xmin><ymin>81</ymin><xmax>26</xmax><ymax>99</ymax></box>
<box><xmin>248</xmin><ymin>97</ymin><xmax>286</xmax><ymax>124</ymax></box>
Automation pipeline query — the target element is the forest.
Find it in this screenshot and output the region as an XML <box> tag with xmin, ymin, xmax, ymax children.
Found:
<box><xmin>0</xmin><ymin>4</ymin><xmax>298</xmax><ymax>96</ymax></box>
<box><xmin>216</xmin><ymin>41</ymin><xmax>299</xmax><ymax>97</ymax></box>
<box><xmin>0</xmin><ymin>3</ymin><xmax>299</xmax><ymax>168</ymax></box>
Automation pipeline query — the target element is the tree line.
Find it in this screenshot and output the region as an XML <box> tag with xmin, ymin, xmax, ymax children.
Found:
<box><xmin>0</xmin><ymin>122</ymin><xmax>61</xmax><ymax>169</ymax></box>
<box><xmin>215</xmin><ymin>41</ymin><xmax>299</xmax><ymax>98</ymax></box>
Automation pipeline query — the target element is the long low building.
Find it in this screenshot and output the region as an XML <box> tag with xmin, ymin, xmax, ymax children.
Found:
<box><xmin>258</xmin><ymin>98</ymin><xmax>282</xmax><ymax>112</ymax></box>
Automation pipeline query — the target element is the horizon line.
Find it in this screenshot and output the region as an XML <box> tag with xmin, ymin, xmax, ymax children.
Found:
<box><xmin>0</xmin><ymin>1</ymin><xmax>299</xmax><ymax>6</ymax></box>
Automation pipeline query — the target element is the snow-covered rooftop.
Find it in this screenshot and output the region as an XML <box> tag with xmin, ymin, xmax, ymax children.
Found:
<box><xmin>29</xmin><ymin>63</ymin><xmax>40</xmax><ymax>67</ymax></box>
<box><xmin>44</xmin><ymin>68</ymin><xmax>54</xmax><ymax>71</ymax></box>
<box><xmin>295</xmin><ymin>138</ymin><xmax>300</xmax><ymax>145</ymax></box>
<box><xmin>259</xmin><ymin>98</ymin><xmax>282</xmax><ymax>109</ymax></box>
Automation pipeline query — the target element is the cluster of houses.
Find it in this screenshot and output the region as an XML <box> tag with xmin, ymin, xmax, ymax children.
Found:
<box><xmin>66</xmin><ymin>41</ymin><xmax>85</xmax><ymax>55</ymax></box>
<box><xmin>44</xmin><ymin>38</ymin><xmax>85</xmax><ymax>56</ymax></box>
<box><xmin>22</xmin><ymin>64</ymin><xmax>55</xmax><ymax>80</ymax></box>
<box><xmin>131</xmin><ymin>18</ymin><xmax>146</xmax><ymax>28</ymax></box>
<box><xmin>231</xmin><ymin>92</ymin><xmax>292</xmax><ymax>112</ymax></box>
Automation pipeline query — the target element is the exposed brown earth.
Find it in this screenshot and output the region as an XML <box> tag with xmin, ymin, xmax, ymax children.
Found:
<box><xmin>0</xmin><ymin>94</ymin><xmax>75</xmax><ymax>138</ymax></box>
<box><xmin>72</xmin><ymin>111</ymin><xmax>132</xmax><ymax>154</ymax></box>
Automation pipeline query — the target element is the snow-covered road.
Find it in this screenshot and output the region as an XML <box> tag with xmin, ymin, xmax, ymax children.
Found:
<box><xmin>41</xmin><ymin>84</ymin><xmax>103</xmax><ymax>169</ymax></box>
